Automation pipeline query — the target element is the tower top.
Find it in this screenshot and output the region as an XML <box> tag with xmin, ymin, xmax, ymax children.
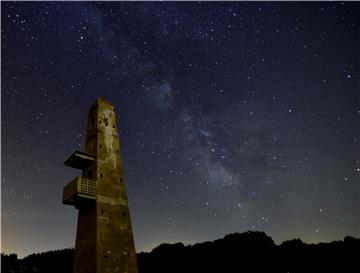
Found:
<box><xmin>90</xmin><ymin>97</ymin><xmax>115</xmax><ymax>111</ymax></box>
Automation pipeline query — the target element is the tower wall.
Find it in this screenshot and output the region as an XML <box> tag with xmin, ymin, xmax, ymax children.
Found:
<box><xmin>71</xmin><ymin>98</ymin><xmax>138</xmax><ymax>273</ymax></box>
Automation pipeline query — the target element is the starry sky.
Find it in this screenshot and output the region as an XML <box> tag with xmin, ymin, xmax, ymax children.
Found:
<box><xmin>1</xmin><ymin>1</ymin><xmax>359</xmax><ymax>258</ymax></box>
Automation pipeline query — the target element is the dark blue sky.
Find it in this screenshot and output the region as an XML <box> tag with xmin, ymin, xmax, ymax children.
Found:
<box><xmin>2</xmin><ymin>1</ymin><xmax>359</xmax><ymax>258</ymax></box>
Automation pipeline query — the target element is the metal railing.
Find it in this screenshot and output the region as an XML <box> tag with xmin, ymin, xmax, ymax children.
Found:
<box><xmin>79</xmin><ymin>177</ymin><xmax>97</xmax><ymax>195</ymax></box>
<box><xmin>63</xmin><ymin>177</ymin><xmax>97</xmax><ymax>205</ymax></box>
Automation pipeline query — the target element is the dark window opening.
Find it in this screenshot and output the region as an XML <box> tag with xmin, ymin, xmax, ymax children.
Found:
<box><xmin>100</xmin><ymin>174</ymin><xmax>103</xmax><ymax>178</ymax></box>
<box><xmin>122</xmin><ymin>212</ymin><xmax>126</xmax><ymax>217</ymax></box>
<box><xmin>103</xmin><ymin>118</ymin><xmax>109</xmax><ymax>126</ymax></box>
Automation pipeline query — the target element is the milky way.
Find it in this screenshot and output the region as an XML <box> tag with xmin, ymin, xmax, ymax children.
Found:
<box><xmin>2</xmin><ymin>1</ymin><xmax>359</xmax><ymax>258</ymax></box>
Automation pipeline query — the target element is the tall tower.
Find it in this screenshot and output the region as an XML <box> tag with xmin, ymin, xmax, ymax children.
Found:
<box><xmin>63</xmin><ymin>98</ymin><xmax>138</xmax><ymax>273</ymax></box>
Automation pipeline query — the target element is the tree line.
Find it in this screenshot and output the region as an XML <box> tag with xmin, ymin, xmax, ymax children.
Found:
<box><xmin>2</xmin><ymin>231</ymin><xmax>359</xmax><ymax>273</ymax></box>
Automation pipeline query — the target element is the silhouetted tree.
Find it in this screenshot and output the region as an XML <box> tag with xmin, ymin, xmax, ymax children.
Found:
<box><xmin>2</xmin><ymin>232</ymin><xmax>359</xmax><ymax>273</ymax></box>
<box><xmin>1</xmin><ymin>253</ymin><xmax>19</xmax><ymax>273</ymax></box>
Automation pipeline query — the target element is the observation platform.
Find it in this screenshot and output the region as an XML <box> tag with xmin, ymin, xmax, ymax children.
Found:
<box><xmin>64</xmin><ymin>151</ymin><xmax>95</xmax><ymax>170</ymax></box>
<box><xmin>63</xmin><ymin>176</ymin><xmax>97</xmax><ymax>206</ymax></box>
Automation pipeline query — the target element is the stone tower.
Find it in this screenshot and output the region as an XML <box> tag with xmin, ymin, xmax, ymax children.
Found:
<box><xmin>63</xmin><ymin>98</ymin><xmax>138</xmax><ymax>273</ymax></box>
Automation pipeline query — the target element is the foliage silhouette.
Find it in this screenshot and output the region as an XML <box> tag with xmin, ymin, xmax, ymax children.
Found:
<box><xmin>2</xmin><ymin>231</ymin><xmax>359</xmax><ymax>273</ymax></box>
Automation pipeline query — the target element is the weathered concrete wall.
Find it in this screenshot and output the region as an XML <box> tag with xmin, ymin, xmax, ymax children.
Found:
<box><xmin>73</xmin><ymin>203</ymin><xmax>97</xmax><ymax>273</ymax></box>
<box><xmin>72</xmin><ymin>98</ymin><xmax>138</xmax><ymax>273</ymax></box>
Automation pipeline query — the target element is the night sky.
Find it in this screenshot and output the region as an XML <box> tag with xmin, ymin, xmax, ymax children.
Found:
<box><xmin>2</xmin><ymin>1</ymin><xmax>359</xmax><ymax>258</ymax></box>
